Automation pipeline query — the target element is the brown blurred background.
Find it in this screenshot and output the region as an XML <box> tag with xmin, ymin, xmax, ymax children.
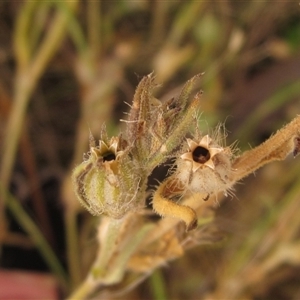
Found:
<box><xmin>0</xmin><ymin>1</ymin><xmax>300</xmax><ymax>299</ymax></box>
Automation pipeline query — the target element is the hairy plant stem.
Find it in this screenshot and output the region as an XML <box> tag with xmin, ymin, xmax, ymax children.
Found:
<box><xmin>141</xmin><ymin>193</ymin><xmax>209</xmax><ymax>247</ymax></box>
<box><xmin>233</xmin><ymin>115</ymin><xmax>300</xmax><ymax>181</ymax></box>
<box><xmin>68</xmin><ymin>215</ymin><xmax>153</xmax><ymax>299</ymax></box>
<box><xmin>93</xmin><ymin>217</ymin><xmax>124</xmax><ymax>280</ymax></box>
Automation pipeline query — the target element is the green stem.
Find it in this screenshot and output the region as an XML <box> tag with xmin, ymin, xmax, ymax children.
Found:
<box><xmin>67</xmin><ymin>279</ymin><xmax>94</xmax><ymax>300</ymax></box>
<box><xmin>69</xmin><ymin>217</ymin><xmax>153</xmax><ymax>299</ymax></box>
<box><xmin>149</xmin><ymin>269</ymin><xmax>168</xmax><ymax>300</ymax></box>
<box><xmin>68</xmin><ymin>217</ymin><xmax>124</xmax><ymax>299</ymax></box>
<box><xmin>0</xmin><ymin>73</ymin><xmax>33</xmax><ymax>188</ymax></box>
<box><xmin>1</xmin><ymin>0</ymin><xmax>79</xmax><ymax>187</ymax></box>
<box><xmin>14</xmin><ymin>1</ymin><xmax>38</xmax><ymax>69</ymax></box>
<box><xmin>29</xmin><ymin>0</ymin><xmax>79</xmax><ymax>83</ymax></box>
<box><xmin>168</xmin><ymin>1</ymin><xmax>206</xmax><ymax>45</ymax></box>
<box><xmin>91</xmin><ymin>218</ymin><xmax>124</xmax><ymax>280</ymax></box>
<box><xmin>56</xmin><ymin>0</ymin><xmax>87</xmax><ymax>56</ymax></box>
<box><xmin>87</xmin><ymin>0</ymin><xmax>102</xmax><ymax>58</ymax></box>
<box><xmin>65</xmin><ymin>208</ymin><xmax>82</xmax><ymax>290</ymax></box>
<box><xmin>107</xmin><ymin>223</ymin><xmax>153</xmax><ymax>283</ymax></box>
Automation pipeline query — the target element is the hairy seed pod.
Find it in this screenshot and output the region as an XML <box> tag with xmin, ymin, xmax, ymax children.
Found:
<box><xmin>178</xmin><ymin>135</ymin><xmax>234</xmax><ymax>198</ymax></box>
<box><xmin>72</xmin><ymin>136</ymin><xmax>140</xmax><ymax>219</ymax></box>
<box><xmin>152</xmin><ymin>134</ymin><xmax>235</xmax><ymax>231</ymax></box>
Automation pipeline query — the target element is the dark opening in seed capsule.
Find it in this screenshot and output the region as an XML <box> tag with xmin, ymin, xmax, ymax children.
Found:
<box><xmin>192</xmin><ymin>146</ymin><xmax>210</xmax><ymax>164</ymax></box>
<box><xmin>103</xmin><ymin>152</ymin><xmax>116</xmax><ymax>162</ymax></box>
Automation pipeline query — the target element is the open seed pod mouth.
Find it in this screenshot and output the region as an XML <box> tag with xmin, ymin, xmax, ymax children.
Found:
<box><xmin>102</xmin><ymin>152</ymin><xmax>116</xmax><ymax>162</ymax></box>
<box><xmin>192</xmin><ymin>146</ymin><xmax>210</xmax><ymax>164</ymax></box>
<box><xmin>180</xmin><ymin>135</ymin><xmax>224</xmax><ymax>172</ymax></box>
<box><xmin>89</xmin><ymin>137</ymin><xmax>125</xmax><ymax>162</ymax></box>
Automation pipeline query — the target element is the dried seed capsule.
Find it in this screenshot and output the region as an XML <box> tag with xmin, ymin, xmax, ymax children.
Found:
<box><xmin>178</xmin><ymin>135</ymin><xmax>234</xmax><ymax>196</ymax></box>
<box><xmin>152</xmin><ymin>134</ymin><xmax>235</xmax><ymax>231</ymax></box>
<box><xmin>72</xmin><ymin>136</ymin><xmax>141</xmax><ymax>219</ymax></box>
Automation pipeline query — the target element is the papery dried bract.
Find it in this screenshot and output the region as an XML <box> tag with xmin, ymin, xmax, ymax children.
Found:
<box><xmin>126</xmin><ymin>73</ymin><xmax>203</xmax><ymax>171</ymax></box>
